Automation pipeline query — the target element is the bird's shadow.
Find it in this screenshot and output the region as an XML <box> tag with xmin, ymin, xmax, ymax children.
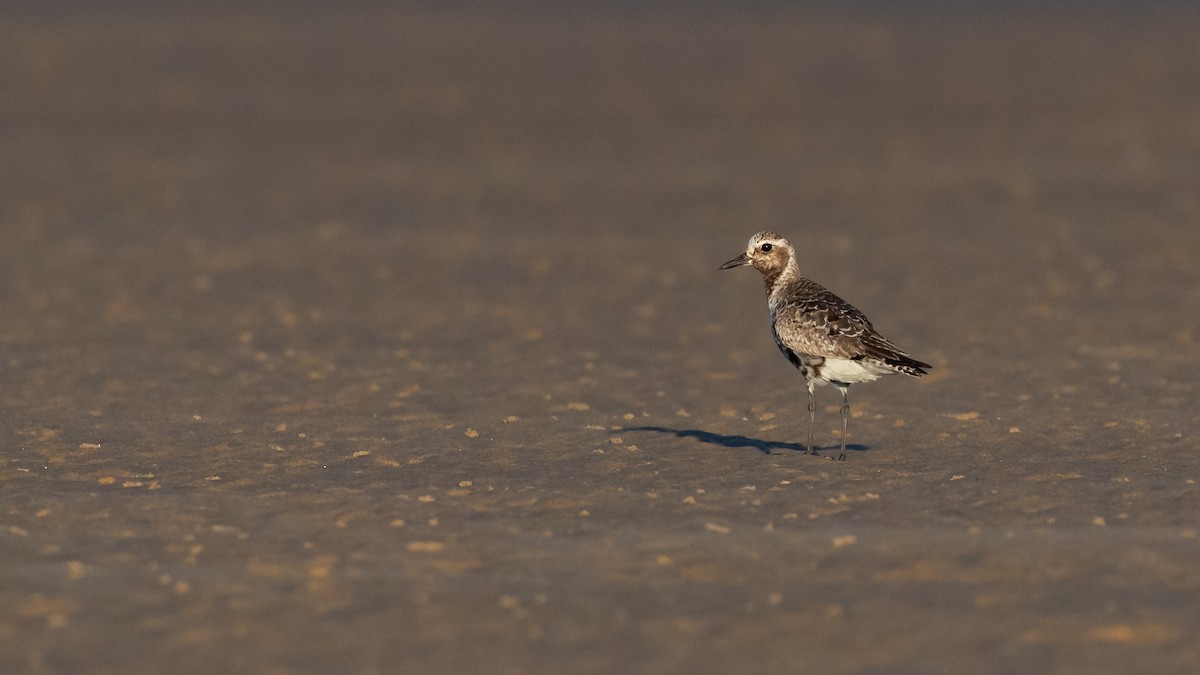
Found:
<box><xmin>622</xmin><ymin>426</ymin><xmax>869</xmax><ymax>456</ymax></box>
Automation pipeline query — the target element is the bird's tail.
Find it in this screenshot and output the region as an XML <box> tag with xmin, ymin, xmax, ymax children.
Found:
<box><xmin>886</xmin><ymin>354</ymin><xmax>931</xmax><ymax>377</ymax></box>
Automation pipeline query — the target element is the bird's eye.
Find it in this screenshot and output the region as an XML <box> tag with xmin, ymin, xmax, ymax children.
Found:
<box><xmin>760</xmin><ymin>243</ymin><xmax>773</xmax><ymax>252</ymax></box>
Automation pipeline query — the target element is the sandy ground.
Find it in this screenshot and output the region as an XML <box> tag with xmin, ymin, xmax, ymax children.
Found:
<box><xmin>1</xmin><ymin>3</ymin><xmax>1199</xmax><ymax>673</ymax></box>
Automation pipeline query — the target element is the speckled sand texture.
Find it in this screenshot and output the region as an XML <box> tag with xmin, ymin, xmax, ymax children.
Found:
<box><xmin>1</xmin><ymin>4</ymin><xmax>1199</xmax><ymax>673</ymax></box>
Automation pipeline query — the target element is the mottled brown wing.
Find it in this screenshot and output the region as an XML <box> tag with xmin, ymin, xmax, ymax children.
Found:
<box><xmin>772</xmin><ymin>281</ymin><xmax>928</xmax><ymax>373</ymax></box>
<box><xmin>772</xmin><ymin>295</ymin><xmax>877</xmax><ymax>361</ymax></box>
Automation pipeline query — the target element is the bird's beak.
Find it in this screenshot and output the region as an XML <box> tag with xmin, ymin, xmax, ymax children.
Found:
<box><xmin>720</xmin><ymin>252</ymin><xmax>750</xmax><ymax>270</ymax></box>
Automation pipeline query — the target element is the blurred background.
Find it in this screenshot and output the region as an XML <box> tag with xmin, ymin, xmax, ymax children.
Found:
<box><xmin>1</xmin><ymin>2</ymin><xmax>1198</xmax><ymax>673</ymax></box>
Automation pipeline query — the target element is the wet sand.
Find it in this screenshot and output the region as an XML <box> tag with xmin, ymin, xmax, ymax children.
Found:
<box><xmin>2</xmin><ymin>3</ymin><xmax>1199</xmax><ymax>673</ymax></box>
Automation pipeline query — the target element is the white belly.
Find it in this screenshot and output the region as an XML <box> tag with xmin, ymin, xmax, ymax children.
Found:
<box><xmin>811</xmin><ymin>358</ymin><xmax>896</xmax><ymax>386</ymax></box>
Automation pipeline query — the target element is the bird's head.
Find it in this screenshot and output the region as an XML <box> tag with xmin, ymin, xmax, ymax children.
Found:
<box><xmin>720</xmin><ymin>231</ymin><xmax>793</xmax><ymax>276</ymax></box>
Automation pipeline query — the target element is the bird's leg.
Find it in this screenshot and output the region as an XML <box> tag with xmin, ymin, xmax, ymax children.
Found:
<box><xmin>806</xmin><ymin>383</ymin><xmax>818</xmax><ymax>456</ymax></box>
<box><xmin>837</xmin><ymin>385</ymin><xmax>850</xmax><ymax>461</ymax></box>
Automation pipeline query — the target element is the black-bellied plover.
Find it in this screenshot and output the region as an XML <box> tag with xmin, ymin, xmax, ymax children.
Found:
<box><xmin>721</xmin><ymin>231</ymin><xmax>931</xmax><ymax>460</ymax></box>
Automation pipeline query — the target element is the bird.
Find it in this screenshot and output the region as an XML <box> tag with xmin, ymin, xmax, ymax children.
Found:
<box><xmin>720</xmin><ymin>231</ymin><xmax>931</xmax><ymax>460</ymax></box>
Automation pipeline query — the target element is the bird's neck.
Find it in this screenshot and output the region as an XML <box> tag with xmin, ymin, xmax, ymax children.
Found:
<box><xmin>762</xmin><ymin>256</ymin><xmax>800</xmax><ymax>298</ymax></box>
<box><xmin>762</xmin><ymin>268</ymin><xmax>783</xmax><ymax>296</ymax></box>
